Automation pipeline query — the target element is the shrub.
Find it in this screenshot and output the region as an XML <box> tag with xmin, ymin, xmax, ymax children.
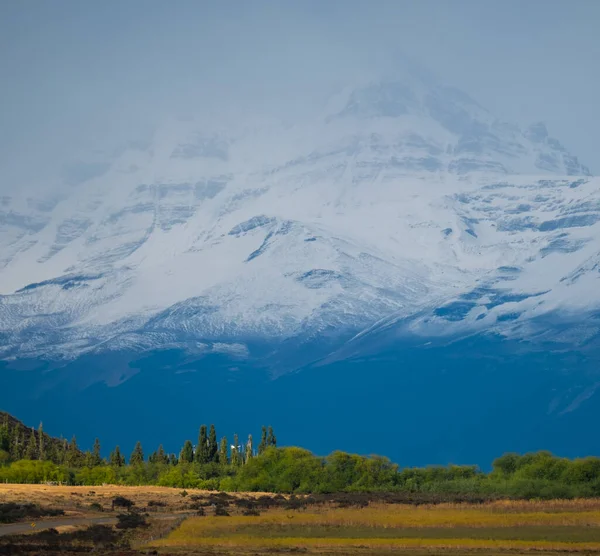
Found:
<box><xmin>111</xmin><ymin>496</ymin><xmax>134</xmax><ymax>510</ymax></box>
<box><xmin>116</xmin><ymin>512</ymin><xmax>147</xmax><ymax>529</ymax></box>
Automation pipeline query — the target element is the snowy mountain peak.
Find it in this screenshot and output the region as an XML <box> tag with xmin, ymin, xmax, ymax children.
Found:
<box><xmin>0</xmin><ymin>74</ymin><xmax>596</xmax><ymax>364</ymax></box>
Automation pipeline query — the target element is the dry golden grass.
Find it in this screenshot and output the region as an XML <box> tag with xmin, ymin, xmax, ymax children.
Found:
<box><xmin>0</xmin><ymin>483</ymin><xmax>272</xmax><ymax>514</ymax></box>
<box><xmin>149</xmin><ymin>502</ymin><xmax>600</xmax><ymax>554</ymax></box>
<box><xmin>154</xmin><ymin>506</ymin><xmax>600</xmax><ymax>534</ymax></box>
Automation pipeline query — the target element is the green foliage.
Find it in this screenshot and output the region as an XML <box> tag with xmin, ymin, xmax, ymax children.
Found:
<box><xmin>208</xmin><ymin>424</ymin><xmax>218</xmax><ymax>463</ymax></box>
<box><xmin>37</xmin><ymin>423</ymin><xmax>45</xmax><ymax>461</ymax></box>
<box><xmin>76</xmin><ymin>465</ymin><xmax>117</xmax><ymax>485</ymax></box>
<box><xmin>129</xmin><ymin>441</ymin><xmax>144</xmax><ymax>466</ymax></box>
<box><xmin>180</xmin><ymin>440</ymin><xmax>194</xmax><ymax>464</ymax></box>
<box><xmin>0</xmin><ymin>416</ymin><xmax>9</xmax><ymax>453</ymax></box>
<box><xmin>24</xmin><ymin>429</ymin><xmax>38</xmax><ymax>460</ymax></box>
<box><xmin>231</xmin><ymin>434</ymin><xmax>242</xmax><ymax>467</ymax></box>
<box><xmin>219</xmin><ymin>436</ymin><xmax>228</xmax><ymax>466</ymax></box>
<box><xmin>109</xmin><ymin>446</ymin><xmax>126</xmax><ymax>467</ymax></box>
<box><xmin>267</xmin><ymin>426</ymin><xmax>276</xmax><ymax>448</ymax></box>
<box><xmin>258</xmin><ymin>426</ymin><xmax>267</xmax><ymax>455</ymax></box>
<box><xmin>91</xmin><ymin>438</ymin><xmax>102</xmax><ymax>467</ymax></box>
<box><xmin>196</xmin><ymin>426</ymin><xmax>208</xmax><ymax>464</ymax></box>
<box><xmin>0</xmin><ymin>460</ymin><xmax>71</xmax><ymax>484</ymax></box>
<box><xmin>4</xmin><ymin>410</ymin><xmax>600</xmax><ymax>499</ymax></box>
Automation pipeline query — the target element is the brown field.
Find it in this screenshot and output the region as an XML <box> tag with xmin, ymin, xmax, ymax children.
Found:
<box><xmin>4</xmin><ymin>485</ymin><xmax>600</xmax><ymax>555</ymax></box>
<box><xmin>148</xmin><ymin>498</ymin><xmax>600</xmax><ymax>555</ymax></box>
<box><xmin>0</xmin><ymin>483</ymin><xmax>271</xmax><ymax>512</ymax></box>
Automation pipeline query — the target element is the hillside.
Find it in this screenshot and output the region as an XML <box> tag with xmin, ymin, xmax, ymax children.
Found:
<box><xmin>0</xmin><ymin>411</ymin><xmax>84</xmax><ymax>465</ymax></box>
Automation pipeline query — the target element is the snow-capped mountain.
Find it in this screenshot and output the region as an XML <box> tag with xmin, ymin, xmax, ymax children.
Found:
<box><xmin>0</xmin><ymin>72</ymin><xmax>595</xmax><ymax>363</ymax></box>
<box><xmin>2</xmin><ymin>67</ymin><xmax>600</xmax><ymax>465</ymax></box>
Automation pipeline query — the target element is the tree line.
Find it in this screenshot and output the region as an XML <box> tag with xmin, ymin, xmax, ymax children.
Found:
<box><xmin>3</xmin><ymin>411</ymin><xmax>600</xmax><ymax>499</ymax></box>
<box><xmin>0</xmin><ymin>412</ymin><xmax>275</xmax><ymax>470</ymax></box>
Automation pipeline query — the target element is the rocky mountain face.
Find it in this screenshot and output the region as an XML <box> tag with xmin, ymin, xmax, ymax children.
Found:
<box><xmin>1</xmin><ymin>71</ymin><xmax>598</xmax><ymax>465</ymax></box>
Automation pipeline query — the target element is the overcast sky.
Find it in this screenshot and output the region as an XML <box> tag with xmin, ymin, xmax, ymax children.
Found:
<box><xmin>1</xmin><ymin>0</ymin><xmax>598</xmax><ymax>188</ymax></box>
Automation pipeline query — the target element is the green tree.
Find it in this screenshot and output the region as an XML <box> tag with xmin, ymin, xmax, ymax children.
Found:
<box><xmin>65</xmin><ymin>436</ymin><xmax>81</xmax><ymax>467</ymax></box>
<box><xmin>180</xmin><ymin>440</ymin><xmax>194</xmax><ymax>463</ymax></box>
<box><xmin>91</xmin><ymin>438</ymin><xmax>102</xmax><ymax>466</ymax></box>
<box><xmin>231</xmin><ymin>434</ymin><xmax>242</xmax><ymax>467</ymax></box>
<box><xmin>219</xmin><ymin>436</ymin><xmax>229</xmax><ymax>466</ymax></box>
<box><xmin>24</xmin><ymin>429</ymin><xmax>38</xmax><ymax>460</ymax></box>
<box><xmin>267</xmin><ymin>426</ymin><xmax>277</xmax><ymax>448</ymax></box>
<box><xmin>37</xmin><ymin>423</ymin><xmax>45</xmax><ymax>461</ymax></box>
<box><xmin>16</xmin><ymin>430</ymin><xmax>27</xmax><ymax>460</ymax></box>
<box><xmin>208</xmin><ymin>424</ymin><xmax>218</xmax><ymax>462</ymax></box>
<box><xmin>148</xmin><ymin>446</ymin><xmax>168</xmax><ymax>465</ymax></box>
<box><xmin>0</xmin><ymin>417</ymin><xmax>9</xmax><ymax>453</ymax></box>
<box><xmin>110</xmin><ymin>446</ymin><xmax>125</xmax><ymax>467</ymax></box>
<box><xmin>245</xmin><ymin>434</ymin><xmax>254</xmax><ymax>463</ymax></box>
<box><xmin>169</xmin><ymin>453</ymin><xmax>178</xmax><ymax>466</ymax></box>
<box><xmin>129</xmin><ymin>441</ymin><xmax>145</xmax><ymax>465</ymax></box>
<box><xmin>258</xmin><ymin>426</ymin><xmax>267</xmax><ymax>455</ymax></box>
<box><xmin>196</xmin><ymin>425</ymin><xmax>208</xmax><ymax>463</ymax></box>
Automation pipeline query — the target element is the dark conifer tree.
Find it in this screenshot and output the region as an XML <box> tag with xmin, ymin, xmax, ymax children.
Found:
<box><xmin>12</xmin><ymin>429</ymin><xmax>24</xmax><ymax>460</ymax></box>
<box><xmin>38</xmin><ymin>423</ymin><xmax>45</xmax><ymax>461</ymax></box>
<box><xmin>231</xmin><ymin>434</ymin><xmax>241</xmax><ymax>467</ymax></box>
<box><xmin>196</xmin><ymin>425</ymin><xmax>208</xmax><ymax>463</ymax></box>
<box><xmin>245</xmin><ymin>434</ymin><xmax>254</xmax><ymax>463</ymax></box>
<box><xmin>219</xmin><ymin>436</ymin><xmax>228</xmax><ymax>466</ymax></box>
<box><xmin>91</xmin><ymin>438</ymin><xmax>102</xmax><ymax>466</ymax></box>
<box><xmin>258</xmin><ymin>426</ymin><xmax>267</xmax><ymax>455</ymax></box>
<box><xmin>180</xmin><ymin>440</ymin><xmax>194</xmax><ymax>463</ymax></box>
<box><xmin>208</xmin><ymin>424</ymin><xmax>218</xmax><ymax>462</ymax></box>
<box><xmin>25</xmin><ymin>428</ymin><xmax>38</xmax><ymax>460</ymax></box>
<box><xmin>169</xmin><ymin>453</ymin><xmax>178</xmax><ymax>466</ymax></box>
<box><xmin>0</xmin><ymin>417</ymin><xmax>9</xmax><ymax>453</ymax></box>
<box><xmin>267</xmin><ymin>426</ymin><xmax>277</xmax><ymax>448</ymax></box>
<box><xmin>110</xmin><ymin>446</ymin><xmax>125</xmax><ymax>467</ymax></box>
<box><xmin>129</xmin><ymin>441</ymin><xmax>144</xmax><ymax>465</ymax></box>
<box><xmin>65</xmin><ymin>436</ymin><xmax>81</xmax><ymax>467</ymax></box>
<box><xmin>156</xmin><ymin>444</ymin><xmax>169</xmax><ymax>464</ymax></box>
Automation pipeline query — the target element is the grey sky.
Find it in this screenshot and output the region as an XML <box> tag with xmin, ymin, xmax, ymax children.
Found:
<box><xmin>1</xmin><ymin>0</ymin><xmax>598</xmax><ymax>189</ymax></box>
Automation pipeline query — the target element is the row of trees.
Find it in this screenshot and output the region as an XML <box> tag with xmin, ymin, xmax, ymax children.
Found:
<box><xmin>0</xmin><ymin>414</ymin><xmax>276</xmax><ymax>472</ymax></box>
<box><xmin>4</xmin><ymin>445</ymin><xmax>600</xmax><ymax>498</ymax></box>
<box><xmin>5</xmin><ymin>412</ymin><xmax>600</xmax><ymax>498</ymax></box>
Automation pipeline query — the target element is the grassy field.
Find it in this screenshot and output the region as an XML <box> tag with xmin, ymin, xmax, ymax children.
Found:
<box><xmin>149</xmin><ymin>500</ymin><xmax>600</xmax><ymax>555</ymax></box>
<box><xmin>5</xmin><ymin>485</ymin><xmax>600</xmax><ymax>554</ymax></box>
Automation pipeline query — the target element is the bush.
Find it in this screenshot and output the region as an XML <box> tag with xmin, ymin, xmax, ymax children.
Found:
<box><xmin>111</xmin><ymin>496</ymin><xmax>134</xmax><ymax>510</ymax></box>
<box><xmin>0</xmin><ymin>503</ymin><xmax>64</xmax><ymax>524</ymax></box>
<box><xmin>214</xmin><ymin>505</ymin><xmax>230</xmax><ymax>516</ymax></box>
<box><xmin>116</xmin><ymin>512</ymin><xmax>147</xmax><ymax>529</ymax></box>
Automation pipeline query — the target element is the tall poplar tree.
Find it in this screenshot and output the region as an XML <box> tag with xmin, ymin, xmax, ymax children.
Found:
<box><xmin>12</xmin><ymin>429</ymin><xmax>24</xmax><ymax>460</ymax></box>
<box><xmin>218</xmin><ymin>436</ymin><xmax>228</xmax><ymax>466</ymax></box>
<box><xmin>208</xmin><ymin>424</ymin><xmax>218</xmax><ymax>462</ymax></box>
<box><xmin>196</xmin><ymin>425</ymin><xmax>208</xmax><ymax>463</ymax></box>
<box><xmin>231</xmin><ymin>434</ymin><xmax>241</xmax><ymax>467</ymax></box>
<box><xmin>38</xmin><ymin>423</ymin><xmax>45</xmax><ymax>461</ymax></box>
<box><xmin>25</xmin><ymin>429</ymin><xmax>38</xmax><ymax>460</ymax></box>
<box><xmin>245</xmin><ymin>434</ymin><xmax>254</xmax><ymax>463</ymax></box>
<box><xmin>267</xmin><ymin>426</ymin><xmax>277</xmax><ymax>448</ymax></box>
<box><xmin>258</xmin><ymin>426</ymin><xmax>267</xmax><ymax>455</ymax></box>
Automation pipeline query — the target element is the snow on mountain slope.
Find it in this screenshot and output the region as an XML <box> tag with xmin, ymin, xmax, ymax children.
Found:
<box><xmin>0</xmin><ymin>73</ymin><xmax>596</xmax><ymax>362</ymax></box>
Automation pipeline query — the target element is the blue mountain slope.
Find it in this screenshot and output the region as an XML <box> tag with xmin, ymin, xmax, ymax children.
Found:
<box><xmin>2</xmin><ymin>315</ymin><xmax>600</xmax><ymax>467</ymax></box>
<box><xmin>1</xmin><ymin>69</ymin><xmax>599</xmax><ymax>465</ymax></box>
